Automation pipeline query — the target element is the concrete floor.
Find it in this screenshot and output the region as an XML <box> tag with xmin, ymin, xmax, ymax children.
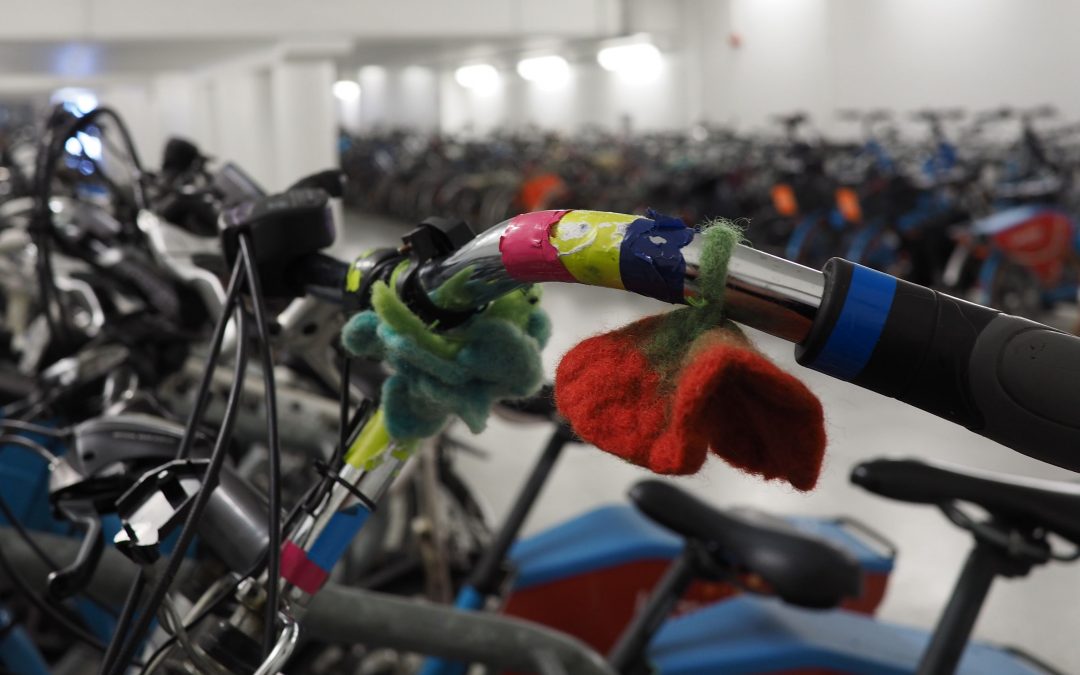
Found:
<box><xmin>338</xmin><ymin>210</ymin><xmax>1080</xmax><ymax>672</ymax></box>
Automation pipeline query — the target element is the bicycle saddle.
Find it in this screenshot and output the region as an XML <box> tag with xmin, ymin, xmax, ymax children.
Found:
<box><xmin>851</xmin><ymin>457</ymin><xmax>1080</xmax><ymax>544</ymax></box>
<box><xmin>628</xmin><ymin>480</ymin><xmax>861</xmax><ymax>609</ymax></box>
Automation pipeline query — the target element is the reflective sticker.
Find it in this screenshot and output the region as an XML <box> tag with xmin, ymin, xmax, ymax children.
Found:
<box><xmin>772</xmin><ymin>184</ymin><xmax>798</xmax><ymax>216</ymax></box>
<box><xmin>550</xmin><ymin>211</ymin><xmax>637</xmax><ymax>289</ymax></box>
<box><xmin>836</xmin><ymin>188</ymin><xmax>863</xmax><ymax>223</ymax></box>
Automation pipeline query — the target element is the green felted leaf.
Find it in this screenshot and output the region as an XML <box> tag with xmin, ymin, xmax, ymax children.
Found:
<box><xmin>642</xmin><ymin>220</ymin><xmax>743</xmax><ymax>382</ymax></box>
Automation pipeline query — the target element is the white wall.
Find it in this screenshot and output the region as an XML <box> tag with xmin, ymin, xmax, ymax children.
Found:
<box><xmin>720</xmin><ymin>0</ymin><xmax>1080</xmax><ymax>134</ymax></box>
<box><xmin>210</xmin><ymin>69</ymin><xmax>277</xmax><ymax>188</ymax></box>
<box><xmin>722</xmin><ymin>0</ymin><xmax>831</xmax><ymax>129</ymax></box>
<box><xmin>0</xmin><ymin>0</ymin><xmax>622</xmax><ymax>40</ymax></box>
<box><xmin>829</xmin><ymin>0</ymin><xmax>1080</xmax><ymax>118</ymax></box>
<box><xmin>96</xmin><ymin>83</ymin><xmax>159</xmax><ymax>164</ymax></box>
<box><xmin>358</xmin><ymin>65</ymin><xmax>440</xmax><ymax>132</ymax></box>
<box><xmin>357</xmin><ymin>0</ymin><xmax>1080</xmax><ymax>137</ymax></box>
<box><xmin>435</xmin><ymin>48</ymin><xmax>692</xmax><ymax>136</ymax></box>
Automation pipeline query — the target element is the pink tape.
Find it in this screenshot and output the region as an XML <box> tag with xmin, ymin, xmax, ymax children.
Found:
<box><xmin>281</xmin><ymin>541</ymin><xmax>329</xmax><ymax>595</ymax></box>
<box><xmin>499</xmin><ymin>210</ymin><xmax>576</xmax><ymax>283</ymax></box>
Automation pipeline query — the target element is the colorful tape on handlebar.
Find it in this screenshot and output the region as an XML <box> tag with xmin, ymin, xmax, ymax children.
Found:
<box><xmin>281</xmin><ymin>504</ymin><xmax>372</xmax><ymax>595</ymax></box>
<box><xmin>500</xmin><ymin>210</ymin><xmax>694</xmax><ymax>304</ymax></box>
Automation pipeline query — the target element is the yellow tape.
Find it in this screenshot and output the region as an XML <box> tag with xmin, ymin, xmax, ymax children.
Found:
<box><xmin>344</xmin><ymin>407</ymin><xmax>419</xmax><ymax>470</ymax></box>
<box><xmin>344</xmin><ymin>407</ymin><xmax>391</xmax><ymax>469</ymax></box>
<box><xmin>549</xmin><ymin>211</ymin><xmax>635</xmax><ymax>289</ymax></box>
<box><xmin>346</xmin><ymin>249</ymin><xmax>376</xmax><ymax>293</ymax></box>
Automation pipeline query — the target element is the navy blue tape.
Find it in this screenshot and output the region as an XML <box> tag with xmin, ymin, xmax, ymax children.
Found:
<box><xmin>619</xmin><ymin>210</ymin><xmax>694</xmax><ymax>304</ymax></box>
<box><xmin>809</xmin><ymin>264</ymin><xmax>896</xmax><ymax>380</ymax></box>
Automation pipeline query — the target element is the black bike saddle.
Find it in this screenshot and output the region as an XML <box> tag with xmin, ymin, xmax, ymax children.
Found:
<box><xmin>851</xmin><ymin>457</ymin><xmax>1080</xmax><ymax>544</ymax></box>
<box><xmin>629</xmin><ymin>480</ymin><xmax>861</xmax><ymax>609</ymax></box>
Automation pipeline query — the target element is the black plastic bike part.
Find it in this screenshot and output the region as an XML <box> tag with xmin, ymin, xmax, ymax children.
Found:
<box><xmin>850</xmin><ymin>458</ymin><xmax>1080</xmax><ymax>545</ymax></box>
<box><xmin>311</xmin><ymin>459</ymin><xmax>378</xmax><ymax>514</ymax></box>
<box><xmin>41</xmin><ymin>342</ymin><xmax>130</xmax><ymax>390</ymax></box>
<box><xmin>285</xmin><ymin>251</ymin><xmax>353</xmax><ymax>306</ymax></box>
<box><xmin>0</xmin><ymin>455</ymin><xmax>118</xmax><ymax>619</ymax></box>
<box><xmin>45</xmin><ymin>502</ymin><xmax>104</xmax><ymax>601</ymax></box>
<box><xmin>629</xmin><ymin>480</ymin><xmax>861</xmax><ymax>609</ymax></box>
<box><xmin>470</xmin><ymin>423</ymin><xmax>575</xmax><ymax>598</ymax></box>
<box><xmin>287</xmin><ymin>169</ymin><xmax>346</xmax><ymax>197</ymax></box>
<box><xmin>797</xmin><ymin>257</ymin><xmax>1080</xmax><ymax>473</ymax></box>
<box><xmin>395</xmin><ymin>218</ymin><xmax>482</xmax><ymax>329</ymax></box>
<box><xmin>109</xmin><ymin>455</ymin><xmax>270</xmax><ymax>574</ymax></box>
<box><xmin>220</xmin><ymin>187</ymin><xmax>336</xmax><ymax>299</ymax></box>
<box><xmin>916</xmin><ymin>540</ymin><xmax>1036</xmax><ymax>675</ymax></box>
<box><xmin>192</xmin><ymin>618</ymin><xmax>264</xmax><ymax>674</ymax></box>
<box><xmin>213</xmin><ymin>161</ymin><xmax>268</xmax><ymax>205</ymax></box>
<box><xmin>50</xmin><ymin>414</ymin><xmax>207</xmax><ymax>510</ymax></box>
<box><xmin>607</xmin><ymin>542</ymin><xmax>702</xmax><ymax>675</ymax></box>
<box><xmin>348</xmin><ymin>248</ymin><xmax>405</xmax><ymax>314</ymax></box>
<box><xmin>0</xmin><ymin>529</ymin><xmax>111</xmax><ymax>655</ymax></box>
<box><xmin>203</xmin><ymin>468</ymin><xmax>273</xmax><ymax>575</ymax></box>
<box><xmin>105</xmin><ymin>299</ymin><xmax>251</xmax><ymax>675</ymax></box>
<box><xmin>138</xmin><ymin>492</ymin><xmax>316</xmax><ymax>675</ymax></box>
<box><xmin>239</xmin><ymin>232</ymin><xmax>283</xmax><ymax>657</ymax></box>
<box><xmin>113</xmin><ymin>458</ymin><xmax>212</xmax><ymax>564</ymax></box>
<box><xmin>406</xmin><ymin>216</ymin><xmax>477</xmax><ymax>260</ymax></box>
<box><xmin>966</xmin><ymin>315</ymin><xmax>1080</xmax><ymax>471</ymax></box>
<box><xmin>156</xmin><ymin>189</ymin><xmax>220</xmax><ymax>237</ymax></box>
<box><xmin>161</xmin><ymin>137</ymin><xmax>203</xmax><ymax>178</ymax></box>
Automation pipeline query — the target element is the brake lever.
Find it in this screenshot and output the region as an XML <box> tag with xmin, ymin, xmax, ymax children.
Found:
<box><xmin>47</xmin><ymin>502</ymin><xmax>104</xmax><ymax>601</ymax></box>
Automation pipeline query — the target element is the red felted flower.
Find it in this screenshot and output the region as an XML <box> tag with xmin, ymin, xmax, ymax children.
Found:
<box><xmin>555</xmin><ymin>313</ymin><xmax>826</xmax><ymax>491</ymax></box>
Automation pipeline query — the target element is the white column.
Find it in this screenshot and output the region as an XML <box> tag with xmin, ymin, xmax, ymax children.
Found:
<box><xmin>207</xmin><ymin>68</ymin><xmax>276</xmax><ymax>190</ymax></box>
<box><xmin>150</xmin><ymin>72</ymin><xmax>215</xmax><ymax>160</ymax></box>
<box><xmin>97</xmin><ymin>83</ymin><xmax>159</xmax><ymax>167</ymax></box>
<box><xmin>270</xmin><ymin>58</ymin><xmax>337</xmax><ymax>191</ymax></box>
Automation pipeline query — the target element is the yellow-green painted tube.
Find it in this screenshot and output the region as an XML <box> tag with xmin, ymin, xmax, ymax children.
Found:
<box><xmin>549</xmin><ymin>211</ymin><xmax>637</xmax><ymax>289</ymax></box>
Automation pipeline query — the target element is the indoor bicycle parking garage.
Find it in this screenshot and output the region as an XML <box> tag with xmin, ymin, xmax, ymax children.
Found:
<box><xmin>0</xmin><ymin>2</ymin><xmax>1077</xmax><ymax>674</ymax></box>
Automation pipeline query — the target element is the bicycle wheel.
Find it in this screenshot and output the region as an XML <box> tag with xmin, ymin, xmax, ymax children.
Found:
<box><xmin>980</xmin><ymin>252</ymin><xmax>1043</xmax><ymax>318</ymax></box>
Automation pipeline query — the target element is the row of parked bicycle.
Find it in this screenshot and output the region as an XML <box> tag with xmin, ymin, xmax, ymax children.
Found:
<box><xmin>341</xmin><ymin>106</ymin><xmax>1080</xmax><ymax>322</ymax></box>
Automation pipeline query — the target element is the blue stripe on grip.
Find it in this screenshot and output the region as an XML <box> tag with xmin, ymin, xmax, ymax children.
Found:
<box><xmin>809</xmin><ymin>264</ymin><xmax>897</xmax><ymax>381</ymax></box>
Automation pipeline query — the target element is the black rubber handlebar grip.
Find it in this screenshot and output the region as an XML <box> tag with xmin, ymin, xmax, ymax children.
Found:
<box><xmin>797</xmin><ymin>258</ymin><xmax>1080</xmax><ymax>472</ymax></box>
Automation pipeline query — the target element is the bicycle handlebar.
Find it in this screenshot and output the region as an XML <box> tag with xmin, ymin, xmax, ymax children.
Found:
<box><xmin>294</xmin><ymin>209</ymin><xmax>1080</xmax><ymax>473</ymax></box>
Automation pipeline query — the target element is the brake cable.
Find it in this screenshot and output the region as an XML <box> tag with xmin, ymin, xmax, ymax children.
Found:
<box><xmin>137</xmin><ymin>484</ymin><xmax>317</xmax><ymax>675</ymax></box>
<box><xmin>102</xmin><ymin>260</ymin><xmax>251</xmax><ymax>675</ymax></box>
<box><xmin>238</xmin><ymin>232</ymin><xmax>284</xmax><ymax>658</ymax></box>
